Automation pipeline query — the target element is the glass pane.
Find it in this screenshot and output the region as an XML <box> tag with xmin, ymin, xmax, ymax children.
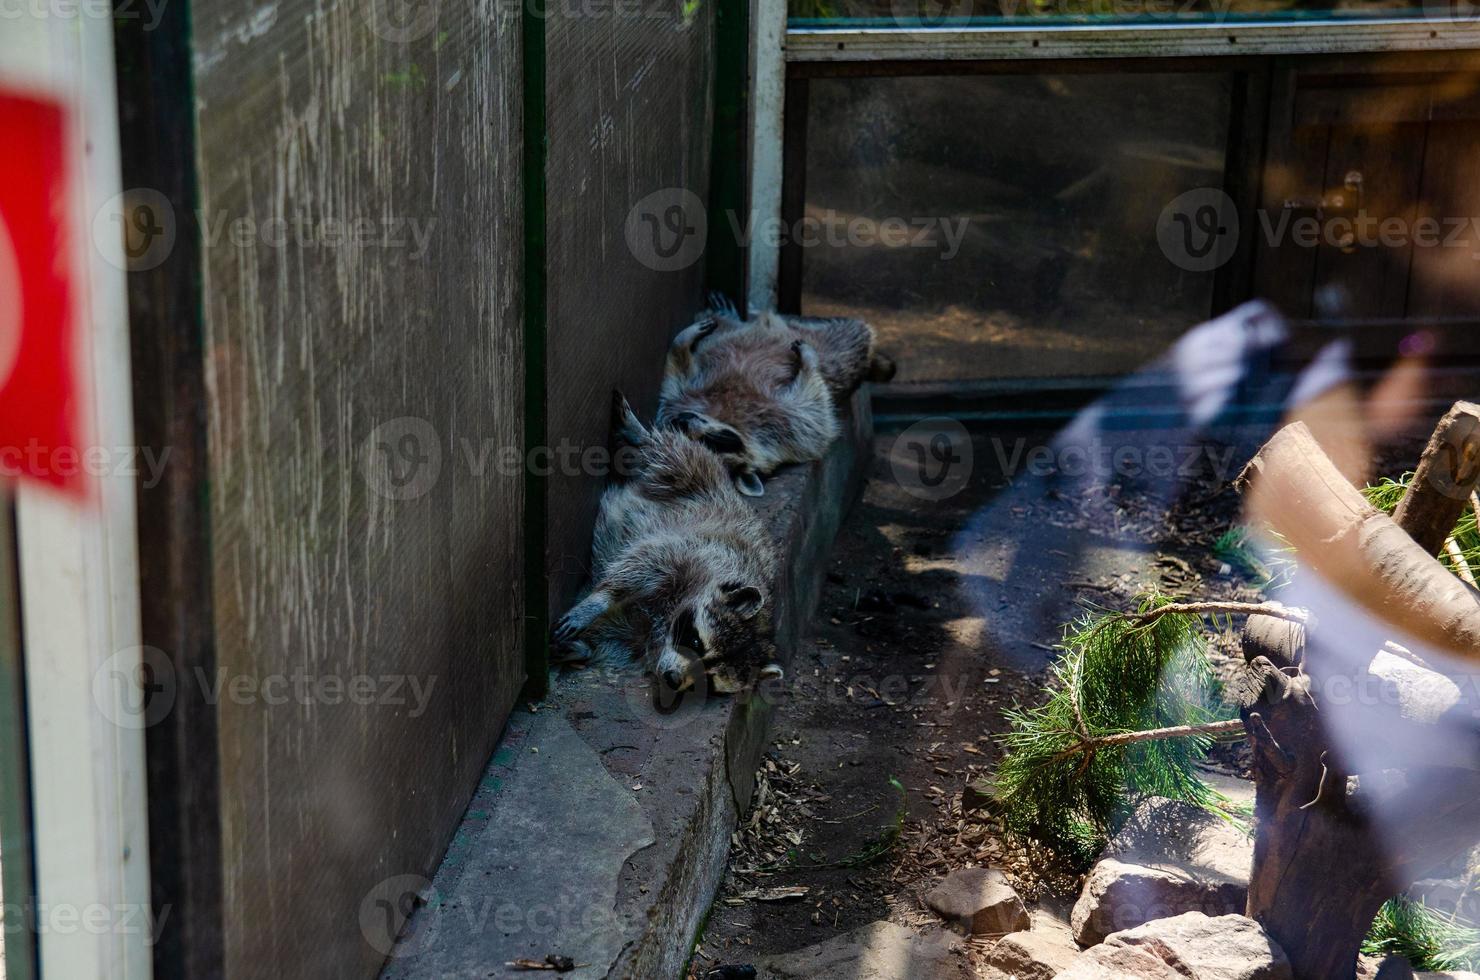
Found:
<box><xmin>802</xmin><ymin>72</ymin><xmax>1233</xmax><ymax>384</ymax></box>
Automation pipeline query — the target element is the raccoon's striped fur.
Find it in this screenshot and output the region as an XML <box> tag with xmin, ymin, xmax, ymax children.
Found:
<box><xmin>552</xmin><ymin>392</ymin><xmax>782</xmax><ymax>694</ymax></box>
<box><xmin>658</xmin><ymin>301</ymin><xmax>894</xmax><ymax>495</ymax></box>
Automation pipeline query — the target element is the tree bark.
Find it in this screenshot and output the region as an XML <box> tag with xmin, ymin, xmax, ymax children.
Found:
<box><xmin>1241</xmin><ymin>662</ymin><xmax>1390</xmax><ymax>980</ymax></box>
<box><xmin>1392</xmin><ymin>401</ymin><xmax>1480</xmax><ymax>556</ymax></box>
<box><xmin>1237</xmin><ymin>419</ymin><xmax>1480</xmax><ymax>979</ymax></box>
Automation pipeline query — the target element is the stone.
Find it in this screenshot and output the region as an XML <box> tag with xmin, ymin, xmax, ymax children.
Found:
<box><xmin>1054</xmin><ymin>944</ymin><xmax>1189</xmax><ymax>979</ymax></box>
<box><xmin>1102</xmin><ymin>912</ymin><xmax>1292</xmax><ymax>980</ymax></box>
<box><xmin>985</xmin><ymin>912</ymin><xmax>1079</xmax><ymax>980</ymax></box>
<box><xmin>1360</xmin><ymin>955</ymin><xmax>1416</xmax><ymax>980</ymax></box>
<box><xmin>1411</xmin><ymin>876</ymin><xmax>1480</xmax><ymax>923</ymax></box>
<box><xmin>925</xmin><ymin>868</ymin><xmax>1031</xmax><ymax>936</ymax></box>
<box><xmin>1071</xmin><ymin>797</ymin><xmax>1252</xmax><ymax>945</ymax></box>
<box><xmin>757</xmin><ymin>920</ymin><xmax>974</xmax><ymax>980</ymax></box>
<box><xmin>962</xmin><ymin>775</ymin><xmax>997</xmax><ymax>812</ymax></box>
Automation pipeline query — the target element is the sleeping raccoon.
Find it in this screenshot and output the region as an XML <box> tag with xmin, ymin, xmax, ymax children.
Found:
<box><xmin>657</xmin><ymin>298</ymin><xmax>895</xmax><ymax>496</ymax></box>
<box><xmin>552</xmin><ymin>392</ymin><xmax>783</xmax><ymax>694</ymax></box>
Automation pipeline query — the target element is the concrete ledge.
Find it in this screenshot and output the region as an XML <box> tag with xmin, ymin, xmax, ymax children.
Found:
<box><xmin>380</xmin><ymin>391</ymin><xmax>873</xmax><ymax>980</ymax></box>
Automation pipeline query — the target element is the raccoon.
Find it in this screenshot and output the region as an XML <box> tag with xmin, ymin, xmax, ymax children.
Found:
<box><xmin>551</xmin><ymin>392</ymin><xmax>783</xmax><ymax>694</ymax></box>
<box><xmin>658</xmin><ymin>300</ymin><xmax>895</xmax><ymax>496</ymax></box>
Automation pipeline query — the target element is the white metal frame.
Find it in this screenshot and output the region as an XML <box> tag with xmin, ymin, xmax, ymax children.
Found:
<box><xmin>1</xmin><ymin>13</ymin><xmax>153</xmax><ymax>980</ymax></box>
<box><xmin>747</xmin><ymin>0</ymin><xmax>792</xmax><ymax>312</ymax></box>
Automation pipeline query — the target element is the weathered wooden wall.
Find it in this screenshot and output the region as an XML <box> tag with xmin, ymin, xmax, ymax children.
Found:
<box><xmin>543</xmin><ymin>0</ymin><xmax>716</xmax><ymax>618</ymax></box>
<box><xmin>186</xmin><ymin>2</ymin><xmax>524</xmax><ymax>977</ymax></box>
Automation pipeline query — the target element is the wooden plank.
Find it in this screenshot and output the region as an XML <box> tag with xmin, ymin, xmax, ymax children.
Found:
<box><xmin>543</xmin><ymin>0</ymin><xmax>714</xmax><ymax>621</ymax></box>
<box><xmin>706</xmin><ymin>0</ymin><xmax>754</xmax><ymax>310</ymax></box>
<box><xmin>113</xmin><ymin>3</ymin><xmax>225</xmax><ymax>974</ymax></box>
<box><xmin>1252</xmin><ymin>69</ymin><xmax>1330</xmax><ymax>319</ymax></box>
<box><xmin>777</xmin><ymin>76</ymin><xmax>809</xmax><ymax>315</ymax></box>
<box><xmin>184</xmin><ymin>2</ymin><xmax>526</xmax><ymax>977</ymax></box>
<box><xmin>1308</xmin><ymin>115</ymin><xmax>1426</xmax><ymax>319</ymax></box>
<box><xmin>1407</xmin><ymin>118</ymin><xmax>1480</xmax><ymax>320</ymax></box>
<box><xmin>785</xmin><ymin>19</ymin><xmax>1480</xmax><ymax>63</ymax></box>
<box><xmin>1212</xmin><ymin>65</ymin><xmax>1274</xmax><ymax>315</ymax></box>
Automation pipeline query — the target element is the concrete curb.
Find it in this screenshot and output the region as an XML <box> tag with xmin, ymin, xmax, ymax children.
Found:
<box><xmin>380</xmin><ymin>392</ymin><xmax>873</xmax><ymax>980</ymax></box>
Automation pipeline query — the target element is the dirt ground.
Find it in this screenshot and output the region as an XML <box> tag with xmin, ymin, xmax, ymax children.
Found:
<box><xmin>688</xmin><ymin>408</ymin><xmax>1441</xmax><ymax>977</ymax></box>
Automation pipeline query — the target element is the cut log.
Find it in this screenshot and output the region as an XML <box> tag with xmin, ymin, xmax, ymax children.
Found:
<box><xmin>1392</xmin><ymin>402</ymin><xmax>1480</xmax><ymax>556</ymax></box>
<box><xmin>1236</xmin><ymin>420</ymin><xmax>1480</xmax><ymax>979</ymax></box>
<box><xmin>1241</xmin><ymin>664</ymin><xmax>1389</xmax><ymax>980</ymax></box>
<box><xmin>1238</xmin><ymin>421</ymin><xmax>1480</xmax><ymax>663</ymax></box>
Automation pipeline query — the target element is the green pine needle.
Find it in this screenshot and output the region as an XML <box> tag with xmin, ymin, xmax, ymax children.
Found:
<box><xmin>1362</xmin><ymin>474</ymin><xmax>1480</xmax><ymax>579</ymax></box>
<box><xmin>1363</xmin><ymin>896</ymin><xmax>1480</xmax><ymax>972</ymax></box>
<box><xmin>993</xmin><ymin>593</ymin><xmax>1238</xmax><ymax>860</ymax></box>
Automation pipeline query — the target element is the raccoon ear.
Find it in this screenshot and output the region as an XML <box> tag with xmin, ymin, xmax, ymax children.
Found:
<box><xmin>698</xmin><ymin>425</ymin><xmax>746</xmax><ymax>457</ymax></box>
<box><xmin>736</xmin><ymin>471</ymin><xmax>765</xmax><ymax>497</ymax></box>
<box><xmin>759</xmin><ymin>662</ymin><xmax>784</xmax><ymax>682</ymax></box>
<box><xmin>786</xmin><ymin>339</ymin><xmax>820</xmax><ymax>386</ymax></box>
<box><xmin>721</xmin><ymin>583</ymin><xmax>764</xmax><ymax>618</ymax></box>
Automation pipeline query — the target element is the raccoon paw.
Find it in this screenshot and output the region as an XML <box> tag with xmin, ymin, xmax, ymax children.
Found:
<box><xmin>673</xmin><ymin>317</ymin><xmax>720</xmax><ymax>354</ymax></box>
<box><xmin>553</xmin><ymin>595</ymin><xmax>606</xmax><ymax>642</ymax></box>
<box><xmin>612</xmin><ymin>390</ymin><xmax>649</xmax><ymax>448</ymax></box>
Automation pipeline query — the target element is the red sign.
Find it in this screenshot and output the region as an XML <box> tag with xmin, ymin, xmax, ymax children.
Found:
<box><xmin>0</xmin><ymin>91</ymin><xmax>84</xmax><ymax>496</ymax></box>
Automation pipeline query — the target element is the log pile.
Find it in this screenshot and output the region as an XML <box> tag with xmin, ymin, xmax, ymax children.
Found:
<box><xmin>1235</xmin><ymin>405</ymin><xmax>1480</xmax><ymax>979</ymax></box>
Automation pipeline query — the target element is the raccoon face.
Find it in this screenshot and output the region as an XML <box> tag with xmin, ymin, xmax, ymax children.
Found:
<box><xmin>656</xmin><ymin>586</ymin><xmax>782</xmax><ymax>695</ymax></box>
<box><xmin>664</xmin><ymin>411</ymin><xmax>766</xmax><ymax>497</ymax></box>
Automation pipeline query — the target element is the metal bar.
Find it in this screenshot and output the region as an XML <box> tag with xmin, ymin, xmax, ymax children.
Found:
<box><xmin>746</xmin><ymin>0</ymin><xmax>789</xmax><ymax>312</ymax></box>
<box><xmin>786</xmin><ymin>19</ymin><xmax>1480</xmax><ymax>63</ymax></box>
<box><xmin>0</xmin><ymin>500</ymin><xmax>37</xmax><ymax>980</ymax></box>
<box><xmin>523</xmin><ymin>0</ymin><xmax>550</xmax><ymax>700</ymax></box>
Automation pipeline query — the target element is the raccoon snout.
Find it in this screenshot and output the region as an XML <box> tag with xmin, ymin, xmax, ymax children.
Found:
<box><xmin>661</xmin><ymin>667</ymin><xmax>688</xmax><ymax>691</ymax></box>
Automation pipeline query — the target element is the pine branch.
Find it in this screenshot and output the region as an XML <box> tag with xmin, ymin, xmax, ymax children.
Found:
<box><xmin>1050</xmin><ymin>719</ymin><xmax>1247</xmax><ymax>764</ymax></box>
<box><xmin>993</xmin><ymin>593</ymin><xmax>1238</xmax><ymax>859</ymax></box>
<box><xmin>1128</xmin><ymin>600</ymin><xmax>1309</xmax><ymax>626</ymax></box>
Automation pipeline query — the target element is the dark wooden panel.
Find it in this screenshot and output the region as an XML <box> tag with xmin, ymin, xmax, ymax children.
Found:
<box><xmin>543</xmin><ymin>0</ymin><xmax>715</xmax><ymax>618</ymax></box>
<box><xmin>1308</xmin><ymin>117</ymin><xmax>1425</xmax><ymax>319</ymax></box>
<box><xmin>0</xmin><ymin>504</ymin><xmax>36</xmax><ymax>980</ymax></box>
<box><xmin>1408</xmin><ymin>120</ymin><xmax>1480</xmax><ymax>319</ymax></box>
<box><xmin>1253</xmin><ymin>70</ymin><xmax>1330</xmax><ymax>320</ymax></box>
<box><xmin>187</xmin><ymin>3</ymin><xmax>525</xmax><ymax>978</ymax></box>
<box><xmin>114</xmin><ymin>1</ymin><xmax>225</xmax><ymax>972</ymax></box>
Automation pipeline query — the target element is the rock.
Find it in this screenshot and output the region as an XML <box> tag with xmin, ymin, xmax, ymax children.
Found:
<box><xmin>962</xmin><ymin>776</ymin><xmax>997</xmax><ymax>812</ymax></box>
<box><xmin>1411</xmin><ymin>876</ymin><xmax>1480</xmax><ymax>922</ymax></box>
<box><xmin>1102</xmin><ymin>912</ymin><xmax>1291</xmax><ymax>980</ymax></box>
<box><xmin>985</xmin><ymin>911</ymin><xmax>1079</xmax><ymax>980</ymax></box>
<box><xmin>1360</xmin><ymin>955</ymin><xmax>1416</xmax><ymax>979</ymax></box>
<box><xmin>756</xmin><ymin>920</ymin><xmax>973</xmax><ymax>980</ymax></box>
<box><xmin>1416</xmin><ymin>973</ymin><xmax>1480</xmax><ymax>979</ymax></box>
<box><xmin>1071</xmin><ymin>798</ymin><xmax>1252</xmax><ymax>944</ymax></box>
<box><xmin>1054</xmin><ymin>944</ymin><xmax>1189</xmax><ymax>979</ymax></box>
<box><xmin>925</xmin><ymin>868</ymin><xmax>1030</xmax><ymax>936</ymax></box>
